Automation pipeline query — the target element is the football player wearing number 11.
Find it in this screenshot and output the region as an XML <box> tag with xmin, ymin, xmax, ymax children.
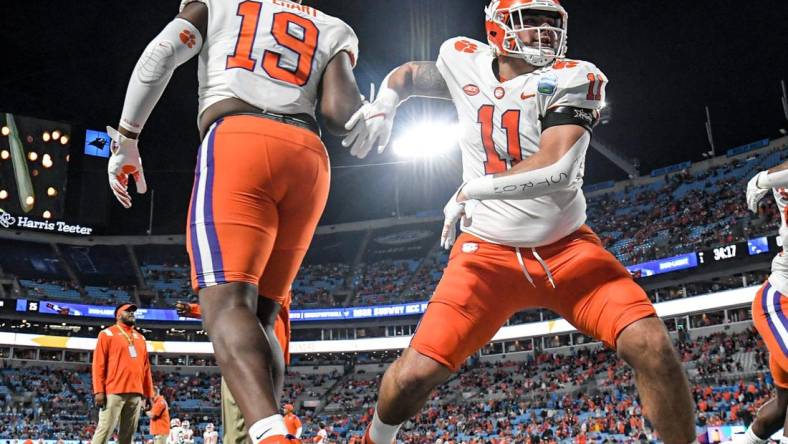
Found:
<box><xmin>344</xmin><ymin>1</ymin><xmax>697</xmax><ymax>443</ymax></box>
<box><xmin>104</xmin><ymin>0</ymin><xmax>370</xmax><ymax>443</ymax></box>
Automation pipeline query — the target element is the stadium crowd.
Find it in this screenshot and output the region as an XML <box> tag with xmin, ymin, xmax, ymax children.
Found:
<box><xmin>0</xmin><ymin>326</ymin><xmax>777</xmax><ymax>443</ymax></box>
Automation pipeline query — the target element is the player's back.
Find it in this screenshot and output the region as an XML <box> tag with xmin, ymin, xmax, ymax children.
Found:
<box><xmin>183</xmin><ymin>0</ymin><xmax>358</xmax><ymax>119</ymax></box>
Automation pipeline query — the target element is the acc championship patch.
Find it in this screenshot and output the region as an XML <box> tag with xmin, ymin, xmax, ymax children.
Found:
<box><xmin>537</xmin><ymin>74</ymin><xmax>557</xmax><ymax>95</ymax></box>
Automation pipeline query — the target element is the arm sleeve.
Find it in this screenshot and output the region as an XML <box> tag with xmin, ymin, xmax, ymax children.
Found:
<box><xmin>759</xmin><ymin>169</ymin><xmax>788</xmax><ymax>189</ymax></box>
<box><xmin>118</xmin><ymin>18</ymin><xmax>203</xmax><ymax>133</ymax></box>
<box><xmin>92</xmin><ymin>332</ymin><xmax>108</xmax><ymax>394</ymax></box>
<box><xmin>462</xmin><ymin>131</ymin><xmax>590</xmax><ymax>201</ymax></box>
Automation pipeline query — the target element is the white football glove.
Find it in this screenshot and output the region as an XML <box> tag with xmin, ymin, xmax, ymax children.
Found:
<box><xmin>440</xmin><ymin>185</ymin><xmax>480</xmax><ymax>250</ymax></box>
<box><xmin>746</xmin><ymin>171</ymin><xmax>769</xmax><ymax>213</ymax></box>
<box><xmin>107</xmin><ymin>126</ymin><xmax>147</xmax><ymax>208</ymax></box>
<box><xmin>341</xmin><ymin>88</ymin><xmax>399</xmax><ymax>159</ymax></box>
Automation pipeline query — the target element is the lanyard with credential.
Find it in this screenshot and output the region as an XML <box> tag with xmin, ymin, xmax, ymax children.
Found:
<box><xmin>116</xmin><ymin>324</ymin><xmax>138</xmax><ymax>359</ymax></box>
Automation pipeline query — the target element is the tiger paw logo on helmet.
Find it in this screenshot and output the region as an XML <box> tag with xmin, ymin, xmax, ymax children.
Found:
<box><xmin>180</xmin><ymin>30</ymin><xmax>197</xmax><ymax>48</ymax></box>
<box><xmin>454</xmin><ymin>39</ymin><xmax>478</xmax><ymax>53</ymax></box>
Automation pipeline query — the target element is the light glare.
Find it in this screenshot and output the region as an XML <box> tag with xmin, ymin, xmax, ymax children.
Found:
<box><xmin>392</xmin><ymin>122</ymin><xmax>459</xmax><ymax>158</ymax></box>
<box><xmin>42</xmin><ymin>154</ymin><xmax>53</xmax><ymax>168</ymax></box>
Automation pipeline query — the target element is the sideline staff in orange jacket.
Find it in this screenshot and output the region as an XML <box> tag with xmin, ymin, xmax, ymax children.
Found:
<box><xmin>92</xmin><ymin>303</ymin><xmax>154</xmax><ymax>444</ymax></box>
<box><xmin>147</xmin><ymin>386</ymin><xmax>171</xmax><ymax>444</ymax></box>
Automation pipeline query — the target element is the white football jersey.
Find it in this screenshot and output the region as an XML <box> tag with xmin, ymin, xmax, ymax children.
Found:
<box><xmin>769</xmin><ymin>188</ymin><xmax>788</xmax><ymax>294</ymax></box>
<box><xmin>180</xmin><ymin>0</ymin><xmax>358</xmax><ymax>119</ymax></box>
<box><xmin>315</xmin><ymin>429</ymin><xmax>328</xmax><ymax>444</ymax></box>
<box><xmin>203</xmin><ymin>431</ymin><xmax>218</xmax><ymax>444</ymax></box>
<box><xmin>182</xmin><ymin>428</ymin><xmax>194</xmax><ymax>444</ymax></box>
<box><xmin>436</xmin><ymin>37</ymin><xmax>607</xmax><ymax>247</ymax></box>
<box><xmin>168</xmin><ymin>427</ymin><xmax>185</xmax><ymax>444</ymax></box>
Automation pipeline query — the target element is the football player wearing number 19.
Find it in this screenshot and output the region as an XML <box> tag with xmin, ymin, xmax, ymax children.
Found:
<box><xmin>105</xmin><ymin>0</ymin><xmax>370</xmax><ymax>443</ymax></box>
<box><xmin>344</xmin><ymin>1</ymin><xmax>697</xmax><ymax>443</ymax></box>
<box><xmin>736</xmin><ymin>160</ymin><xmax>788</xmax><ymax>444</ymax></box>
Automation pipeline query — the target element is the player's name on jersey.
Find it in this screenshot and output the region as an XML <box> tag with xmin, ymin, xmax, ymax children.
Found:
<box><xmin>0</xmin><ymin>210</ymin><xmax>93</xmax><ymax>235</ymax></box>
<box><xmin>271</xmin><ymin>0</ymin><xmax>317</xmax><ymax>16</ymax></box>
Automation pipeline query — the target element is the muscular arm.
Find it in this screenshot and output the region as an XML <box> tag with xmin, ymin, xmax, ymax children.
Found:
<box><xmin>384</xmin><ymin>61</ymin><xmax>451</xmax><ymax>101</ymax></box>
<box><xmin>319</xmin><ymin>52</ymin><xmax>364</xmax><ymax>136</ymax></box>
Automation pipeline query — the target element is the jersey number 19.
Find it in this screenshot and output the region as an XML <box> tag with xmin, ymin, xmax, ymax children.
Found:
<box><xmin>226</xmin><ymin>0</ymin><xmax>318</xmax><ymax>86</ymax></box>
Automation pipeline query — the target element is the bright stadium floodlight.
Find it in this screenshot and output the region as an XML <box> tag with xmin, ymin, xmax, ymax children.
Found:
<box><xmin>392</xmin><ymin>122</ymin><xmax>459</xmax><ymax>158</ymax></box>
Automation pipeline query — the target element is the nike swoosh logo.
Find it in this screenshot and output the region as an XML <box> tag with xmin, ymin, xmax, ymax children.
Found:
<box><xmin>254</xmin><ymin>429</ymin><xmax>272</xmax><ymax>441</ymax></box>
<box><xmin>520</xmin><ymin>93</ymin><xmax>536</xmax><ymax>100</ymax></box>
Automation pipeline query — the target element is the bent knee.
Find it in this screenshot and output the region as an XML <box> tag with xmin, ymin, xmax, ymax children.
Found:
<box><xmin>618</xmin><ymin>321</ymin><xmax>678</xmax><ymax>369</ymax></box>
<box><xmin>390</xmin><ymin>353</ymin><xmax>449</xmax><ymax>397</ymax></box>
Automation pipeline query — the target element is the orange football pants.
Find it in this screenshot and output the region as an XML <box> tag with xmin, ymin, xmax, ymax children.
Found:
<box><xmin>752</xmin><ymin>280</ymin><xmax>788</xmax><ymax>388</ymax></box>
<box><xmin>186</xmin><ymin>115</ymin><xmax>329</xmax><ymax>305</ymax></box>
<box><xmin>410</xmin><ymin>225</ymin><xmax>657</xmax><ymax>371</ymax></box>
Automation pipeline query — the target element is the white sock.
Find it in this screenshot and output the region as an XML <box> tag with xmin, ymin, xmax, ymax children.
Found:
<box><xmin>780</xmin><ymin>436</ymin><xmax>788</xmax><ymax>444</ymax></box>
<box><xmin>248</xmin><ymin>414</ymin><xmax>288</xmax><ymax>443</ymax></box>
<box><xmin>741</xmin><ymin>427</ymin><xmax>767</xmax><ymax>444</ymax></box>
<box><xmin>369</xmin><ymin>408</ymin><xmax>402</xmax><ymax>444</ymax></box>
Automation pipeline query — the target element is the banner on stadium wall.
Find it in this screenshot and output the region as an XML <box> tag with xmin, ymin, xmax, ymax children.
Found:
<box><xmin>16</xmin><ymin>299</ymin><xmax>200</xmax><ymax>322</ymax></box>
<box><xmin>290</xmin><ymin>301</ymin><xmax>429</xmax><ymax>321</ymax></box>
<box><xmin>626</xmin><ymin>252</ymin><xmax>698</xmax><ymax>277</ymax></box>
<box><xmin>17</xmin><ymin>298</ymin><xmax>430</xmax><ymax>323</ymax></box>
<box><xmin>0</xmin><ymin>285</ymin><xmax>760</xmax><ymax>355</ymax></box>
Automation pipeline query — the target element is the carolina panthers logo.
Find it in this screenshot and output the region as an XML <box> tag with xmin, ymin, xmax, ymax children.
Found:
<box><xmin>0</xmin><ymin>209</ymin><xmax>16</xmax><ymax>229</ymax></box>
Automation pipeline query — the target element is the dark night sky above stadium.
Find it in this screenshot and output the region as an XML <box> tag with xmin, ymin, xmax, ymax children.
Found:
<box><xmin>1</xmin><ymin>1</ymin><xmax>787</xmax><ymax>234</ymax></box>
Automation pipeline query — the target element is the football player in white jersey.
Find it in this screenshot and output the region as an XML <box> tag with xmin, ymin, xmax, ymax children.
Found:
<box><xmin>346</xmin><ymin>1</ymin><xmax>697</xmax><ymax>443</ymax></box>
<box><xmin>168</xmin><ymin>419</ymin><xmax>185</xmax><ymax>444</ymax></box>
<box><xmin>105</xmin><ymin>1</ymin><xmax>371</xmax><ymax>443</ymax></box>
<box><xmin>738</xmin><ymin>160</ymin><xmax>788</xmax><ymax>444</ymax></box>
<box><xmin>203</xmin><ymin>423</ymin><xmax>219</xmax><ymax>444</ymax></box>
<box><xmin>180</xmin><ymin>420</ymin><xmax>194</xmax><ymax>444</ymax></box>
<box><xmin>313</xmin><ymin>423</ymin><xmax>328</xmax><ymax>444</ymax></box>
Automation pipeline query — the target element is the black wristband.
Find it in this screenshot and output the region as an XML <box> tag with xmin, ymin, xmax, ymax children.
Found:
<box><xmin>540</xmin><ymin>106</ymin><xmax>599</xmax><ymax>133</ymax></box>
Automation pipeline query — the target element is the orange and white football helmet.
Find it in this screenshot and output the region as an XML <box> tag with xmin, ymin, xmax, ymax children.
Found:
<box><xmin>484</xmin><ymin>0</ymin><xmax>568</xmax><ymax>66</ymax></box>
